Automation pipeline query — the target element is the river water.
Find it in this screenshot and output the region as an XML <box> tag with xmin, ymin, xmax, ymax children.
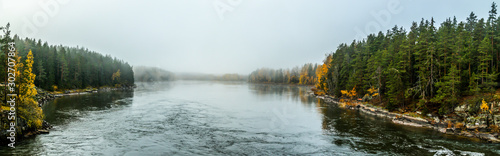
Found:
<box><xmin>1</xmin><ymin>81</ymin><xmax>499</xmax><ymax>155</ymax></box>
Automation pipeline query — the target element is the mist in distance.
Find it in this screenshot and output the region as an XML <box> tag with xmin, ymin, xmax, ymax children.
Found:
<box><xmin>134</xmin><ymin>66</ymin><xmax>246</xmax><ymax>82</ymax></box>
<box><xmin>0</xmin><ymin>0</ymin><xmax>493</xmax><ymax>75</ymax></box>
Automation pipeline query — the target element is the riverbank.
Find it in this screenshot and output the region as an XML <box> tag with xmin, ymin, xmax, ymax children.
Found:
<box><xmin>249</xmin><ymin>82</ymin><xmax>315</xmax><ymax>87</ymax></box>
<box><xmin>313</xmin><ymin>93</ymin><xmax>500</xmax><ymax>143</ymax></box>
<box><xmin>36</xmin><ymin>85</ymin><xmax>136</xmax><ymax>107</ymax></box>
<box><xmin>1</xmin><ymin>85</ymin><xmax>136</xmax><ymax>146</ymax></box>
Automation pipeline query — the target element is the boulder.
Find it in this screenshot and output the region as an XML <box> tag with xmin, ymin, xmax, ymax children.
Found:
<box><xmin>494</xmin><ymin>115</ymin><xmax>500</xmax><ymax>126</ymax></box>
<box><xmin>37</xmin><ymin>130</ymin><xmax>49</xmax><ymax>134</ymax></box>
<box><xmin>445</xmin><ymin>128</ymin><xmax>454</xmax><ymax>134</ymax></box>
<box><xmin>476</xmin><ymin>133</ymin><xmax>500</xmax><ymax>143</ymax></box>
<box><xmin>454</xmin><ymin>104</ymin><xmax>467</xmax><ymax>112</ymax></box>
<box><xmin>433</xmin><ymin>117</ymin><xmax>440</xmax><ymax>123</ymax></box>
<box><xmin>466</xmin><ymin>116</ymin><xmax>488</xmax><ymax>129</ymax></box>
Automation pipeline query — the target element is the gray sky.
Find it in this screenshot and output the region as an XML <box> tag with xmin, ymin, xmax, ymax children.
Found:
<box><xmin>0</xmin><ymin>0</ymin><xmax>495</xmax><ymax>74</ymax></box>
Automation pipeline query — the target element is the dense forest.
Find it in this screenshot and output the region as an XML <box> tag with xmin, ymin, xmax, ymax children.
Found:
<box><xmin>249</xmin><ymin>63</ymin><xmax>318</xmax><ymax>85</ymax></box>
<box><xmin>0</xmin><ymin>27</ymin><xmax>134</xmax><ymax>91</ymax></box>
<box><xmin>0</xmin><ymin>24</ymin><xmax>135</xmax><ymax>134</ymax></box>
<box><xmin>315</xmin><ymin>3</ymin><xmax>500</xmax><ymax>115</ymax></box>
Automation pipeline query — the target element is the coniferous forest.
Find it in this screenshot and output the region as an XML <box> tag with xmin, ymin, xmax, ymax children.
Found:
<box><xmin>0</xmin><ymin>26</ymin><xmax>134</xmax><ymax>91</ymax></box>
<box><xmin>0</xmin><ymin>24</ymin><xmax>135</xmax><ymax>133</ymax></box>
<box><xmin>315</xmin><ymin>3</ymin><xmax>500</xmax><ymax>115</ymax></box>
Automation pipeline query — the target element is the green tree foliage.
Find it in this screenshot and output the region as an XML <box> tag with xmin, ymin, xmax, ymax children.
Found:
<box><xmin>0</xmin><ymin>24</ymin><xmax>135</xmax><ymax>133</ymax></box>
<box><xmin>0</xmin><ymin>25</ymin><xmax>42</xmax><ymax>131</ymax></box>
<box><xmin>315</xmin><ymin>3</ymin><xmax>500</xmax><ymax>114</ymax></box>
<box><xmin>0</xmin><ymin>23</ymin><xmax>13</xmax><ymax>83</ymax></box>
<box><xmin>478</xmin><ymin>36</ymin><xmax>498</xmax><ymax>93</ymax></box>
<box><xmin>2</xmin><ymin>36</ymin><xmax>135</xmax><ymax>91</ymax></box>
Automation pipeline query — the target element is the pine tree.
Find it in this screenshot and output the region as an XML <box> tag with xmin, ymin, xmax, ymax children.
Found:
<box><xmin>386</xmin><ymin>66</ymin><xmax>403</xmax><ymax>110</ymax></box>
<box><xmin>478</xmin><ymin>36</ymin><xmax>498</xmax><ymax>93</ymax></box>
<box><xmin>35</xmin><ymin>60</ymin><xmax>46</xmax><ymax>86</ymax></box>
<box><xmin>469</xmin><ymin>72</ymin><xmax>480</xmax><ymax>95</ymax></box>
<box><xmin>0</xmin><ymin>23</ymin><xmax>13</xmax><ymax>83</ymax></box>
<box><xmin>58</xmin><ymin>49</ymin><xmax>68</xmax><ymax>88</ymax></box>
<box><xmin>466</xmin><ymin>12</ymin><xmax>478</xmax><ymax>32</ymax></box>
<box><xmin>414</xmin><ymin>19</ymin><xmax>437</xmax><ymax>101</ymax></box>
<box><xmin>488</xmin><ymin>2</ymin><xmax>497</xmax><ymax>73</ymax></box>
<box><xmin>454</xmin><ymin>22</ymin><xmax>470</xmax><ymax>92</ymax></box>
<box><xmin>432</xmin><ymin>65</ymin><xmax>460</xmax><ymax>114</ymax></box>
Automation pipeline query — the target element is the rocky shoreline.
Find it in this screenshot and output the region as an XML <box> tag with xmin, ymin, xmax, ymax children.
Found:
<box><xmin>314</xmin><ymin>94</ymin><xmax>500</xmax><ymax>143</ymax></box>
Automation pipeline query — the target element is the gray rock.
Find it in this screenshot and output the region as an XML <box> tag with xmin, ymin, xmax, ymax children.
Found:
<box><xmin>433</xmin><ymin>117</ymin><xmax>440</xmax><ymax>123</ymax></box>
<box><xmin>445</xmin><ymin>128</ymin><xmax>454</xmax><ymax>134</ymax></box>
<box><xmin>455</xmin><ymin>104</ymin><xmax>467</xmax><ymax>112</ymax></box>
<box><xmin>38</xmin><ymin>130</ymin><xmax>49</xmax><ymax>134</ymax></box>
<box><xmin>494</xmin><ymin>115</ymin><xmax>500</xmax><ymax>126</ymax></box>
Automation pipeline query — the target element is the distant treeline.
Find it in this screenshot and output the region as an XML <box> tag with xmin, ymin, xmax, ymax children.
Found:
<box><xmin>315</xmin><ymin>3</ymin><xmax>500</xmax><ymax>114</ymax></box>
<box><xmin>0</xmin><ymin>31</ymin><xmax>134</xmax><ymax>91</ymax></box>
<box><xmin>248</xmin><ymin>63</ymin><xmax>318</xmax><ymax>85</ymax></box>
<box><xmin>133</xmin><ymin>66</ymin><xmax>175</xmax><ymax>82</ymax></box>
<box><xmin>176</xmin><ymin>73</ymin><xmax>247</xmax><ymax>81</ymax></box>
<box><xmin>133</xmin><ymin>66</ymin><xmax>247</xmax><ymax>82</ymax></box>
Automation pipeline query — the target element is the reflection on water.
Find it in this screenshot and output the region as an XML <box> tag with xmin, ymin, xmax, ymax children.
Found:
<box><xmin>43</xmin><ymin>91</ymin><xmax>134</xmax><ymax>125</ymax></box>
<box><xmin>249</xmin><ymin>83</ymin><xmax>500</xmax><ymax>155</ymax></box>
<box><xmin>0</xmin><ymin>81</ymin><xmax>498</xmax><ymax>155</ymax></box>
<box><xmin>248</xmin><ymin>84</ymin><xmax>316</xmax><ymax>104</ymax></box>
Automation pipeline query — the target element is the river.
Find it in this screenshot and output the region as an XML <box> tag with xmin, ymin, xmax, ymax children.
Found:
<box><xmin>1</xmin><ymin>81</ymin><xmax>499</xmax><ymax>155</ymax></box>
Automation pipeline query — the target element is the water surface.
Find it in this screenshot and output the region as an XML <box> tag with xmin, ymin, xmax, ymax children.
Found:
<box><xmin>2</xmin><ymin>81</ymin><xmax>499</xmax><ymax>155</ymax></box>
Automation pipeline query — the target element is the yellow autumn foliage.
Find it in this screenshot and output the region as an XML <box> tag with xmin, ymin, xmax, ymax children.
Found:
<box><xmin>341</xmin><ymin>86</ymin><xmax>357</xmax><ymax>99</ymax></box>
<box><xmin>341</xmin><ymin>90</ymin><xmax>348</xmax><ymax>95</ymax></box>
<box><xmin>368</xmin><ymin>86</ymin><xmax>377</xmax><ymax>94</ymax></box>
<box><xmin>341</xmin><ymin>86</ymin><xmax>358</xmax><ymax>106</ymax></box>
<box><xmin>366</xmin><ymin>86</ymin><xmax>379</xmax><ymax>98</ymax></box>
<box><xmin>480</xmin><ymin>99</ymin><xmax>489</xmax><ymax>113</ymax></box>
<box><xmin>315</xmin><ymin>56</ymin><xmax>331</xmax><ymax>92</ymax></box>
<box><xmin>18</xmin><ymin>50</ymin><xmax>44</xmax><ymax>129</ymax></box>
<box><xmin>112</xmin><ymin>69</ymin><xmax>121</xmax><ymax>81</ymax></box>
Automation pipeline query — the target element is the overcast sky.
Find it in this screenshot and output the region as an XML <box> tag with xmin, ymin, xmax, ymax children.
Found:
<box><xmin>0</xmin><ymin>0</ymin><xmax>495</xmax><ymax>74</ymax></box>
